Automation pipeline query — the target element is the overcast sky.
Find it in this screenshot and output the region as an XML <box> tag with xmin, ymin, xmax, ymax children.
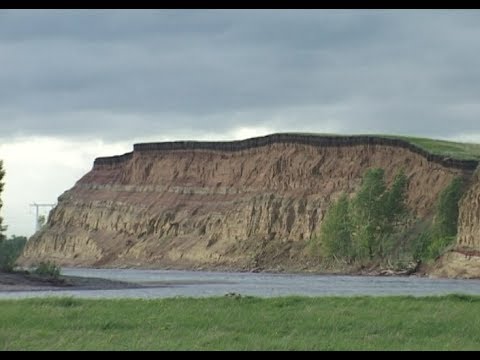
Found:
<box><xmin>1</xmin><ymin>9</ymin><xmax>480</xmax><ymax>237</ymax></box>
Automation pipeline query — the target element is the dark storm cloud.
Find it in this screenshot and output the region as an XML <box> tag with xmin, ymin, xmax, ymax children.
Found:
<box><xmin>1</xmin><ymin>9</ymin><xmax>480</xmax><ymax>140</ymax></box>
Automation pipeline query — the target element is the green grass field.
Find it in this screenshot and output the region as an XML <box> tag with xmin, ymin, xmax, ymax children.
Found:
<box><xmin>1</xmin><ymin>295</ymin><xmax>480</xmax><ymax>350</ymax></box>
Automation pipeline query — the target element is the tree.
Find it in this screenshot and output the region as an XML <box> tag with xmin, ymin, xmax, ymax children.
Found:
<box><xmin>433</xmin><ymin>176</ymin><xmax>464</xmax><ymax>238</ymax></box>
<box><xmin>426</xmin><ymin>176</ymin><xmax>465</xmax><ymax>260</ymax></box>
<box><xmin>318</xmin><ymin>167</ymin><xmax>410</xmax><ymax>263</ymax></box>
<box><xmin>320</xmin><ymin>193</ymin><xmax>352</xmax><ymax>261</ymax></box>
<box><xmin>350</xmin><ymin>168</ymin><xmax>388</xmax><ymax>260</ymax></box>
<box><xmin>381</xmin><ymin>169</ymin><xmax>408</xmax><ymax>228</ymax></box>
<box><xmin>0</xmin><ymin>160</ymin><xmax>6</xmax><ymax>243</ymax></box>
<box><xmin>378</xmin><ymin>169</ymin><xmax>409</xmax><ymax>256</ymax></box>
<box><xmin>0</xmin><ymin>235</ymin><xmax>27</xmax><ymax>272</ymax></box>
<box><xmin>349</xmin><ymin>168</ymin><xmax>409</xmax><ymax>260</ymax></box>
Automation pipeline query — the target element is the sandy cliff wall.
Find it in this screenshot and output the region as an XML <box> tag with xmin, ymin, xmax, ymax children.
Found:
<box><xmin>19</xmin><ymin>134</ymin><xmax>475</xmax><ymax>273</ymax></box>
<box><xmin>430</xmin><ymin>167</ymin><xmax>480</xmax><ymax>278</ymax></box>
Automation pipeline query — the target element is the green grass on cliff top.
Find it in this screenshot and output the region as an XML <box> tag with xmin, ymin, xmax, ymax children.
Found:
<box><xmin>282</xmin><ymin>132</ymin><xmax>480</xmax><ymax>161</ymax></box>
<box><xmin>1</xmin><ymin>295</ymin><xmax>480</xmax><ymax>350</ymax></box>
<box><xmin>386</xmin><ymin>135</ymin><xmax>480</xmax><ymax>161</ymax></box>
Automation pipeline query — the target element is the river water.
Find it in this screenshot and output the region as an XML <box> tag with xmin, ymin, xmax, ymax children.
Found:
<box><xmin>2</xmin><ymin>267</ymin><xmax>480</xmax><ymax>299</ymax></box>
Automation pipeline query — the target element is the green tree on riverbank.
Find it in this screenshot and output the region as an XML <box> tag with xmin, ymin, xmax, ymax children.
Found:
<box><xmin>320</xmin><ymin>193</ymin><xmax>352</xmax><ymax>261</ymax></box>
<box><xmin>317</xmin><ymin>167</ymin><xmax>466</xmax><ymax>266</ymax></box>
<box><xmin>0</xmin><ymin>161</ymin><xmax>27</xmax><ymax>271</ymax></box>
<box><xmin>318</xmin><ymin>167</ymin><xmax>409</xmax><ymax>263</ymax></box>
<box><xmin>412</xmin><ymin>176</ymin><xmax>465</xmax><ymax>261</ymax></box>
<box><xmin>0</xmin><ymin>235</ymin><xmax>27</xmax><ymax>271</ymax></box>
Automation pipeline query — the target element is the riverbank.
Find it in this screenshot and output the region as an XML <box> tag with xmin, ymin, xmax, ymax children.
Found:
<box><xmin>0</xmin><ymin>271</ymin><xmax>141</xmax><ymax>292</ymax></box>
<box><xmin>1</xmin><ymin>295</ymin><xmax>479</xmax><ymax>350</ymax></box>
<box><xmin>0</xmin><ymin>261</ymin><xmax>425</xmax><ymax>293</ymax></box>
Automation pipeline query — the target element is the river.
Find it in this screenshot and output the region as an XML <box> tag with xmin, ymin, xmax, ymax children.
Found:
<box><xmin>2</xmin><ymin>267</ymin><xmax>480</xmax><ymax>299</ymax></box>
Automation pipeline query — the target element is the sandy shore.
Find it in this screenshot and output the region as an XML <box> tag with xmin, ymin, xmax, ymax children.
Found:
<box><xmin>0</xmin><ymin>271</ymin><xmax>235</xmax><ymax>292</ymax></box>
<box><xmin>0</xmin><ymin>271</ymin><xmax>144</xmax><ymax>292</ymax></box>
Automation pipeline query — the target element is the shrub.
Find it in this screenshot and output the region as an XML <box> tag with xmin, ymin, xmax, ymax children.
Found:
<box><xmin>411</xmin><ymin>229</ymin><xmax>432</xmax><ymax>262</ymax></box>
<box><xmin>33</xmin><ymin>261</ymin><xmax>61</xmax><ymax>278</ymax></box>
<box><xmin>0</xmin><ymin>236</ymin><xmax>27</xmax><ymax>272</ymax></box>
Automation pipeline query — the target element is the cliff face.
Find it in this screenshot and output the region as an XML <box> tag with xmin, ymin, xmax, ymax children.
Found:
<box><xmin>430</xmin><ymin>167</ymin><xmax>480</xmax><ymax>278</ymax></box>
<box><xmin>19</xmin><ymin>134</ymin><xmax>475</xmax><ymax>274</ymax></box>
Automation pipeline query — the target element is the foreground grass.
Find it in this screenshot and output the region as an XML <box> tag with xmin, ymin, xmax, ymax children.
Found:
<box><xmin>1</xmin><ymin>295</ymin><xmax>480</xmax><ymax>350</ymax></box>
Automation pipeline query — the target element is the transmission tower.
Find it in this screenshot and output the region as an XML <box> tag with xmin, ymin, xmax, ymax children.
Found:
<box><xmin>30</xmin><ymin>203</ymin><xmax>56</xmax><ymax>232</ymax></box>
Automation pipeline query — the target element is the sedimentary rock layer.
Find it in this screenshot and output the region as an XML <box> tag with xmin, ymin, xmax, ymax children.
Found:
<box><xmin>19</xmin><ymin>134</ymin><xmax>476</xmax><ymax>274</ymax></box>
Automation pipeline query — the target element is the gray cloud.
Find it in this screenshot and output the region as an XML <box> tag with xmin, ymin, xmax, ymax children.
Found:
<box><xmin>1</xmin><ymin>9</ymin><xmax>480</xmax><ymax>141</ymax></box>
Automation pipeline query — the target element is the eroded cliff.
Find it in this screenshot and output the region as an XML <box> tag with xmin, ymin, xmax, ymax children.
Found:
<box><xmin>19</xmin><ymin>134</ymin><xmax>478</xmax><ymax>274</ymax></box>
<box><xmin>430</xmin><ymin>167</ymin><xmax>480</xmax><ymax>278</ymax></box>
